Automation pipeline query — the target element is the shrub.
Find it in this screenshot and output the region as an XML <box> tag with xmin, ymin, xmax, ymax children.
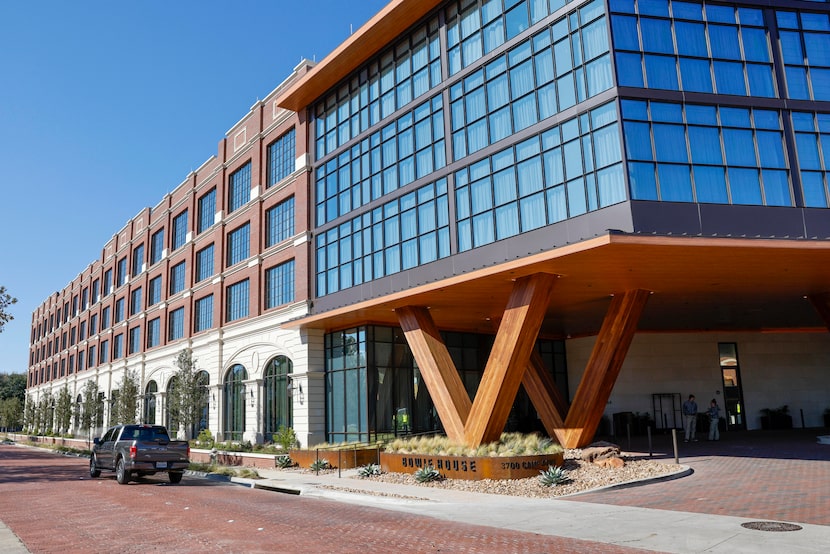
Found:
<box><xmin>274</xmin><ymin>426</ymin><xmax>299</xmax><ymax>451</ymax></box>
<box><xmin>538</xmin><ymin>465</ymin><xmax>569</xmax><ymax>487</ymax></box>
<box><xmin>357</xmin><ymin>463</ymin><xmax>382</xmax><ymax>478</ymax></box>
<box><xmin>414</xmin><ymin>465</ymin><xmax>442</xmax><ymax>483</ymax></box>
<box><xmin>195</xmin><ymin>429</ymin><xmax>215</xmax><ymax>448</ymax></box>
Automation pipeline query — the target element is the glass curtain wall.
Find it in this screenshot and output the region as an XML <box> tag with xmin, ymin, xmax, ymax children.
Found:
<box><xmin>325</xmin><ymin>325</ymin><xmax>568</xmax><ymax>443</ymax></box>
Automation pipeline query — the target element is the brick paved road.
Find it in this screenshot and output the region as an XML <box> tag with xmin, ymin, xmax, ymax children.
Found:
<box><xmin>0</xmin><ymin>445</ymin><xmax>648</xmax><ymax>554</ymax></box>
<box><xmin>568</xmin><ymin>430</ymin><xmax>830</xmax><ymax>526</ymax></box>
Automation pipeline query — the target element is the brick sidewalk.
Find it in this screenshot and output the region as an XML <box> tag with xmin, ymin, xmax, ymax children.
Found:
<box><xmin>569</xmin><ymin>429</ymin><xmax>830</xmax><ymax>526</ymax></box>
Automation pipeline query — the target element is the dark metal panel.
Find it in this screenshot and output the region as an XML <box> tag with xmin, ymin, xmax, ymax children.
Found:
<box><xmin>698</xmin><ymin>204</ymin><xmax>806</xmax><ymax>238</ymax></box>
<box><xmin>803</xmin><ymin>209</ymin><xmax>830</xmax><ymax>239</ymax></box>
<box><xmin>630</xmin><ymin>201</ymin><xmax>702</xmax><ymax>235</ymax></box>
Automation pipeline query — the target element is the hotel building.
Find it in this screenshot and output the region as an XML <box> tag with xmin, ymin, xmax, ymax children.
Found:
<box><xmin>28</xmin><ymin>0</ymin><xmax>830</xmax><ymax>447</ymax></box>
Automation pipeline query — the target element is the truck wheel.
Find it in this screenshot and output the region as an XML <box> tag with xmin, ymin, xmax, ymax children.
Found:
<box><xmin>168</xmin><ymin>472</ymin><xmax>183</xmax><ymax>484</ymax></box>
<box><xmin>115</xmin><ymin>458</ymin><xmax>130</xmax><ymax>485</ymax></box>
<box><xmin>89</xmin><ymin>457</ymin><xmax>101</xmax><ymax>478</ymax></box>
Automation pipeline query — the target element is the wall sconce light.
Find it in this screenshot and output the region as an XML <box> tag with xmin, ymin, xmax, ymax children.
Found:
<box><xmin>249</xmin><ymin>389</ymin><xmax>255</xmax><ymax>407</ymax></box>
<box><xmin>286</xmin><ymin>378</ymin><xmax>294</xmax><ymax>397</ymax></box>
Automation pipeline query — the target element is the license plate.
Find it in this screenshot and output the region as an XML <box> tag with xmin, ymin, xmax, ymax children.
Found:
<box><xmin>156</xmin><ymin>462</ymin><xmax>168</xmax><ymax>469</ymax></box>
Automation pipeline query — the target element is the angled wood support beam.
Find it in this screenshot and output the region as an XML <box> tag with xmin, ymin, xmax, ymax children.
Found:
<box><xmin>561</xmin><ymin>289</ymin><xmax>651</xmax><ymax>448</ymax></box>
<box><xmin>808</xmin><ymin>293</ymin><xmax>830</xmax><ymax>333</ymax></box>
<box><xmin>396</xmin><ymin>305</ymin><xmax>471</xmax><ymax>442</ymax></box>
<box><xmin>464</xmin><ymin>273</ymin><xmax>558</xmax><ymax>446</ymax></box>
<box><xmin>522</xmin><ymin>349</ymin><xmax>568</xmax><ymax>445</ymax></box>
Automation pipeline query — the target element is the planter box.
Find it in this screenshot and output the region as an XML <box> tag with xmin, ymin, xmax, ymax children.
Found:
<box><xmin>380</xmin><ymin>451</ymin><xmax>564</xmax><ymax>481</ymax></box>
<box><xmin>289</xmin><ymin>448</ymin><xmax>379</xmax><ymax>470</ymax></box>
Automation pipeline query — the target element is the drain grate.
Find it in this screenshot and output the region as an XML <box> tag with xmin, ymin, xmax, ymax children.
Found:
<box><xmin>741</xmin><ymin>521</ymin><xmax>803</xmax><ymax>532</ymax></box>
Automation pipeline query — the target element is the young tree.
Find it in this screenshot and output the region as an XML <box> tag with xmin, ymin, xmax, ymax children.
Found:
<box><xmin>55</xmin><ymin>385</ymin><xmax>73</xmax><ymax>435</ymax></box>
<box><xmin>168</xmin><ymin>349</ymin><xmax>207</xmax><ymax>440</ymax></box>
<box><xmin>36</xmin><ymin>394</ymin><xmax>52</xmax><ymax>435</ymax></box>
<box><xmin>80</xmin><ymin>381</ymin><xmax>102</xmax><ymax>437</ymax></box>
<box><xmin>113</xmin><ymin>370</ymin><xmax>139</xmax><ymax>425</ymax></box>
<box><xmin>23</xmin><ymin>398</ymin><xmax>34</xmax><ymax>433</ymax></box>
<box><xmin>0</xmin><ymin>286</ymin><xmax>17</xmax><ymax>334</ymax></box>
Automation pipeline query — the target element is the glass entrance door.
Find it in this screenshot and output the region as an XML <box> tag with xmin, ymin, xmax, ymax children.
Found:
<box><xmin>718</xmin><ymin>343</ymin><xmax>746</xmax><ymax>430</ymax></box>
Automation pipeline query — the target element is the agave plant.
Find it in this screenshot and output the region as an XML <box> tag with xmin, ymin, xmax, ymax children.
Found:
<box><xmin>309</xmin><ymin>458</ymin><xmax>331</xmax><ymax>472</ymax></box>
<box><xmin>538</xmin><ymin>465</ymin><xmax>569</xmax><ymax>487</ymax></box>
<box><xmin>275</xmin><ymin>454</ymin><xmax>294</xmax><ymax>468</ymax></box>
<box><xmin>414</xmin><ymin>465</ymin><xmax>442</xmax><ymax>483</ymax></box>
<box><xmin>357</xmin><ymin>463</ymin><xmax>382</xmax><ymax>478</ymax></box>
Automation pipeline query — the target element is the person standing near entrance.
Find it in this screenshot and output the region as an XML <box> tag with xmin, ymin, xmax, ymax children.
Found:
<box><xmin>708</xmin><ymin>399</ymin><xmax>721</xmax><ymax>441</ymax></box>
<box><xmin>683</xmin><ymin>394</ymin><xmax>698</xmax><ymax>442</ymax></box>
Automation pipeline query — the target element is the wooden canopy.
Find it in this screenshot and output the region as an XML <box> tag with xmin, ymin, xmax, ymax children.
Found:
<box><xmin>286</xmin><ymin>233</ymin><xmax>830</xmax><ymax>447</ymax></box>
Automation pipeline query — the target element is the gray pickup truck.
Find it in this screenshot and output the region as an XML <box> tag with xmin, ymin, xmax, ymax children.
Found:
<box><xmin>89</xmin><ymin>424</ymin><xmax>190</xmax><ymax>485</ymax></box>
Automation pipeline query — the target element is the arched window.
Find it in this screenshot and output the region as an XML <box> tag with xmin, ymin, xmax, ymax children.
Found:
<box><xmin>223</xmin><ymin>364</ymin><xmax>247</xmax><ymax>441</ymax></box>
<box><xmin>263</xmin><ymin>356</ymin><xmax>293</xmax><ymax>440</ymax></box>
<box><xmin>143</xmin><ymin>381</ymin><xmax>158</xmax><ymax>424</ymax></box>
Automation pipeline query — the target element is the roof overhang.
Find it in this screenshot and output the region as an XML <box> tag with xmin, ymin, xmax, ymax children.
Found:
<box><xmin>278</xmin><ymin>0</ymin><xmax>445</xmax><ymax>112</ymax></box>
<box><xmin>286</xmin><ymin>234</ymin><xmax>830</xmax><ymax>336</ymax></box>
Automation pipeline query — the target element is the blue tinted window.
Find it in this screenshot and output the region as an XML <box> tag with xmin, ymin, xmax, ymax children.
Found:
<box><xmin>654</xmin><ymin>124</ymin><xmax>688</xmax><ymax>162</ymax></box>
<box><xmin>713</xmin><ymin>61</ymin><xmax>746</xmax><ymax>95</ymax></box>
<box><xmin>801</xmin><ymin>172</ymin><xmax>828</xmax><ymax>207</ymax></box>
<box><xmin>689</xmin><ymin>127</ymin><xmax>722</xmax><ymax>164</ymax></box>
<box><xmin>741</xmin><ymin>28</ymin><xmax>769</xmax><ymax>63</ymax></box>
<box><xmin>658</xmin><ymin>164</ymin><xmax>693</xmax><ymax>201</ymax></box>
<box><xmin>723</xmin><ymin>129</ymin><xmax>756</xmax><ymax>166</ymax></box>
<box><xmin>762</xmin><ymin>170</ymin><xmax>791</xmax><ymax>206</ymax></box>
<box><xmin>675</xmin><ymin>22</ymin><xmax>707</xmax><ymax>56</ymax></box>
<box><xmin>616</xmin><ymin>53</ymin><xmax>644</xmax><ymax>86</ymax></box>
<box><xmin>641</xmin><ymin>18</ymin><xmax>674</xmax><ymax>54</ymax></box>
<box><xmin>645</xmin><ymin>55</ymin><xmax>678</xmax><ymax>89</ymax></box>
<box><xmin>693</xmin><ymin>166</ymin><xmax>728</xmax><ymax>203</ymax></box>
<box><xmin>672</xmin><ymin>2</ymin><xmax>702</xmax><ymax>21</ymax></box>
<box><xmin>705</xmin><ymin>5</ymin><xmax>735</xmax><ymax>25</ymax></box>
<box><xmin>638</xmin><ymin>0</ymin><xmax>669</xmax><ymax>17</ymax></box>
<box><xmin>629</xmin><ymin>162</ymin><xmax>658</xmax><ymax>199</ymax></box>
<box><xmin>679</xmin><ymin>58</ymin><xmax>713</xmax><ymax>92</ymax></box>
<box><xmin>728</xmin><ymin>168</ymin><xmax>762</xmax><ymax>204</ymax></box>
<box><xmin>612</xmin><ymin>15</ymin><xmax>639</xmax><ymax>49</ymax></box>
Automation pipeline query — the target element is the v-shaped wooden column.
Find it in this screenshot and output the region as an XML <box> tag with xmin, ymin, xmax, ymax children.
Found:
<box><xmin>808</xmin><ymin>293</ymin><xmax>830</xmax><ymax>333</ymax></box>
<box><xmin>397</xmin><ymin>305</ymin><xmax>472</xmax><ymax>442</ymax></box>
<box><xmin>559</xmin><ymin>289</ymin><xmax>650</xmax><ymax>448</ymax></box>
<box><xmin>397</xmin><ymin>273</ymin><xmax>557</xmax><ymax>447</ymax></box>
<box><xmin>522</xmin><ymin>349</ymin><xmax>568</xmax><ymax>445</ymax></box>
<box><xmin>464</xmin><ymin>273</ymin><xmax>558</xmax><ymax>446</ymax></box>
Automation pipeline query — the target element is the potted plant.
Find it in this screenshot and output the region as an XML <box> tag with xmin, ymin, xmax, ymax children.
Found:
<box><xmin>760</xmin><ymin>405</ymin><xmax>792</xmax><ymax>430</ymax></box>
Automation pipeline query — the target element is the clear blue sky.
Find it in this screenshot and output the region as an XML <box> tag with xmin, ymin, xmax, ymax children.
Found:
<box><xmin>0</xmin><ymin>0</ymin><xmax>389</xmax><ymax>374</ymax></box>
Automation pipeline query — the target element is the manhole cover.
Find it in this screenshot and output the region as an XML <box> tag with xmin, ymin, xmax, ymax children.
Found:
<box><xmin>741</xmin><ymin>521</ymin><xmax>802</xmax><ymax>532</ymax></box>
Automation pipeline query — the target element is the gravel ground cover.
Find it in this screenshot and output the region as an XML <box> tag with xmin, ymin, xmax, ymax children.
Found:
<box><xmin>308</xmin><ymin>449</ymin><xmax>684</xmax><ymax>499</ymax></box>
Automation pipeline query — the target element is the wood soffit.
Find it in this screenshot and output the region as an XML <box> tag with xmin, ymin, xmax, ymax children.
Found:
<box><xmin>278</xmin><ymin>0</ymin><xmax>445</xmax><ymax>112</ymax></box>
<box><xmin>287</xmin><ymin>234</ymin><xmax>830</xmax><ymax>336</ymax></box>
